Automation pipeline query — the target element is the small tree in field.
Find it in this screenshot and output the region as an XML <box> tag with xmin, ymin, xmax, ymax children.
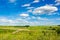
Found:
<box><xmin>56</xmin><ymin>27</ymin><xmax>60</xmax><ymax>34</ymax></box>
<box><xmin>25</xmin><ymin>25</ymin><xmax>30</xmax><ymax>28</ymax></box>
<box><xmin>57</xmin><ymin>25</ymin><xmax>60</xmax><ymax>26</ymax></box>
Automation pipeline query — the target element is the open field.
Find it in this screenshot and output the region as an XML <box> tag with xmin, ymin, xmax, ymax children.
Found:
<box><xmin>0</xmin><ymin>26</ymin><xmax>60</xmax><ymax>40</ymax></box>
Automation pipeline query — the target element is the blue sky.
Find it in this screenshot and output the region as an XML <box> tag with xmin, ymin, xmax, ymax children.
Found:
<box><xmin>0</xmin><ymin>0</ymin><xmax>60</xmax><ymax>26</ymax></box>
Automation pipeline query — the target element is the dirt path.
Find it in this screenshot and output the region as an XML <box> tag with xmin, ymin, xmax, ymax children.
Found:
<box><xmin>12</xmin><ymin>29</ymin><xmax>30</xmax><ymax>34</ymax></box>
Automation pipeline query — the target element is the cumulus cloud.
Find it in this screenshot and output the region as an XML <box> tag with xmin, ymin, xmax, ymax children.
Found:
<box><xmin>21</xmin><ymin>0</ymin><xmax>40</xmax><ymax>7</ymax></box>
<box><xmin>37</xmin><ymin>17</ymin><xmax>48</xmax><ymax>20</ymax></box>
<box><xmin>22</xmin><ymin>4</ymin><xmax>30</xmax><ymax>7</ymax></box>
<box><xmin>0</xmin><ymin>18</ymin><xmax>16</xmax><ymax>26</ymax></box>
<box><xmin>27</xmin><ymin>7</ymin><xmax>35</xmax><ymax>9</ymax></box>
<box><xmin>0</xmin><ymin>18</ymin><xmax>17</xmax><ymax>24</ymax></box>
<box><xmin>55</xmin><ymin>0</ymin><xmax>60</xmax><ymax>2</ymax></box>
<box><xmin>55</xmin><ymin>18</ymin><xmax>60</xmax><ymax>20</ymax></box>
<box><xmin>8</xmin><ymin>20</ymin><xmax>16</xmax><ymax>23</ymax></box>
<box><xmin>27</xmin><ymin>9</ymin><xmax>33</xmax><ymax>13</ymax></box>
<box><xmin>55</xmin><ymin>0</ymin><xmax>60</xmax><ymax>6</ymax></box>
<box><xmin>55</xmin><ymin>3</ymin><xmax>60</xmax><ymax>6</ymax></box>
<box><xmin>0</xmin><ymin>18</ymin><xmax>29</xmax><ymax>25</ymax></box>
<box><xmin>33</xmin><ymin>5</ymin><xmax>58</xmax><ymax>14</ymax></box>
<box><xmin>33</xmin><ymin>0</ymin><xmax>40</xmax><ymax>3</ymax></box>
<box><xmin>20</xmin><ymin>13</ymin><xmax>29</xmax><ymax>17</ymax></box>
<box><xmin>0</xmin><ymin>18</ymin><xmax>8</xmax><ymax>23</ymax></box>
<box><xmin>31</xmin><ymin>16</ymin><xmax>36</xmax><ymax>19</ymax></box>
<box><xmin>0</xmin><ymin>17</ymin><xmax>57</xmax><ymax>26</ymax></box>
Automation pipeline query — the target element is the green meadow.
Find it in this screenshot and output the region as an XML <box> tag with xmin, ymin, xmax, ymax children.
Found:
<box><xmin>0</xmin><ymin>26</ymin><xmax>60</xmax><ymax>40</ymax></box>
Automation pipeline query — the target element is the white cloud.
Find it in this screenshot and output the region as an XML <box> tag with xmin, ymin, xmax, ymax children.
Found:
<box><xmin>9</xmin><ymin>0</ymin><xmax>16</xmax><ymax>3</ymax></box>
<box><xmin>27</xmin><ymin>7</ymin><xmax>35</xmax><ymax>9</ymax></box>
<box><xmin>0</xmin><ymin>18</ymin><xmax>28</xmax><ymax>25</ymax></box>
<box><xmin>20</xmin><ymin>13</ymin><xmax>29</xmax><ymax>17</ymax></box>
<box><xmin>55</xmin><ymin>18</ymin><xmax>60</xmax><ymax>20</ymax></box>
<box><xmin>0</xmin><ymin>18</ymin><xmax>17</xmax><ymax>24</ymax></box>
<box><xmin>55</xmin><ymin>3</ymin><xmax>60</xmax><ymax>6</ymax></box>
<box><xmin>27</xmin><ymin>9</ymin><xmax>33</xmax><ymax>12</ymax></box>
<box><xmin>22</xmin><ymin>4</ymin><xmax>30</xmax><ymax>7</ymax></box>
<box><xmin>33</xmin><ymin>0</ymin><xmax>40</xmax><ymax>3</ymax></box>
<box><xmin>37</xmin><ymin>17</ymin><xmax>48</xmax><ymax>20</ymax></box>
<box><xmin>0</xmin><ymin>18</ymin><xmax>8</xmax><ymax>23</ymax></box>
<box><xmin>8</xmin><ymin>20</ymin><xmax>15</xmax><ymax>23</ymax></box>
<box><xmin>33</xmin><ymin>5</ymin><xmax>58</xmax><ymax>14</ymax></box>
<box><xmin>0</xmin><ymin>17</ymin><xmax>58</xmax><ymax>26</ymax></box>
<box><xmin>31</xmin><ymin>16</ymin><xmax>36</xmax><ymax>19</ymax></box>
<box><xmin>55</xmin><ymin>0</ymin><xmax>60</xmax><ymax>6</ymax></box>
<box><xmin>55</xmin><ymin>0</ymin><xmax>60</xmax><ymax>2</ymax></box>
<box><xmin>47</xmin><ymin>13</ymin><xmax>57</xmax><ymax>15</ymax></box>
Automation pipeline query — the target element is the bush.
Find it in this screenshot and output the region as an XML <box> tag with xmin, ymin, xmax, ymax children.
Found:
<box><xmin>24</xmin><ymin>25</ymin><xmax>30</xmax><ymax>28</ymax></box>
<box><xmin>57</xmin><ymin>25</ymin><xmax>60</xmax><ymax>26</ymax></box>
<box><xmin>48</xmin><ymin>26</ymin><xmax>56</xmax><ymax>30</ymax></box>
<box><xmin>56</xmin><ymin>28</ymin><xmax>60</xmax><ymax>34</ymax></box>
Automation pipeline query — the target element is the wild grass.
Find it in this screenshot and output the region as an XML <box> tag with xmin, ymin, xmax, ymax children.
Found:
<box><xmin>0</xmin><ymin>26</ymin><xmax>60</xmax><ymax>40</ymax></box>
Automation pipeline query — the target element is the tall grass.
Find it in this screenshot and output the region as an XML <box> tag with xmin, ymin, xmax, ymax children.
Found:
<box><xmin>0</xmin><ymin>26</ymin><xmax>60</xmax><ymax>40</ymax></box>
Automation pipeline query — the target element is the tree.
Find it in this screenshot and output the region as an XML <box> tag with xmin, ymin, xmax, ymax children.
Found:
<box><xmin>24</xmin><ymin>25</ymin><xmax>30</xmax><ymax>28</ymax></box>
<box><xmin>57</xmin><ymin>25</ymin><xmax>60</xmax><ymax>26</ymax></box>
<box><xmin>56</xmin><ymin>27</ymin><xmax>60</xmax><ymax>34</ymax></box>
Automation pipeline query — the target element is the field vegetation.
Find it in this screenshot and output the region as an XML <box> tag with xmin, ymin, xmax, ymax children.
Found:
<box><xmin>0</xmin><ymin>25</ymin><xmax>60</xmax><ymax>40</ymax></box>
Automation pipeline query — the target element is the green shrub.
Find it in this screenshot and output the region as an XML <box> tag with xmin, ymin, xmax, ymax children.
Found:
<box><xmin>56</xmin><ymin>28</ymin><xmax>60</xmax><ymax>34</ymax></box>
<box><xmin>24</xmin><ymin>25</ymin><xmax>30</xmax><ymax>28</ymax></box>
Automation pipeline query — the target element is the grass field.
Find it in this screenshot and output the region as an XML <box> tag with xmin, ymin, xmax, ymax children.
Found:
<box><xmin>0</xmin><ymin>26</ymin><xmax>60</xmax><ymax>40</ymax></box>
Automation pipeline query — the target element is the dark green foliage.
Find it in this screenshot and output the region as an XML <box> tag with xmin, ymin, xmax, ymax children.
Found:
<box><xmin>42</xmin><ymin>31</ymin><xmax>46</xmax><ymax>36</ymax></box>
<box><xmin>24</xmin><ymin>25</ymin><xmax>30</xmax><ymax>28</ymax></box>
<box><xmin>48</xmin><ymin>26</ymin><xmax>60</xmax><ymax>34</ymax></box>
<box><xmin>56</xmin><ymin>27</ymin><xmax>60</xmax><ymax>34</ymax></box>
<box><xmin>48</xmin><ymin>26</ymin><xmax>56</xmax><ymax>30</ymax></box>
<box><xmin>51</xmin><ymin>28</ymin><xmax>56</xmax><ymax>30</ymax></box>
<box><xmin>12</xmin><ymin>25</ymin><xmax>30</xmax><ymax>28</ymax></box>
<box><xmin>57</xmin><ymin>25</ymin><xmax>60</xmax><ymax>26</ymax></box>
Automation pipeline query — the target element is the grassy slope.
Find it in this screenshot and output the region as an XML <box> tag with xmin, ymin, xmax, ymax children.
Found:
<box><xmin>0</xmin><ymin>26</ymin><xmax>60</xmax><ymax>40</ymax></box>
